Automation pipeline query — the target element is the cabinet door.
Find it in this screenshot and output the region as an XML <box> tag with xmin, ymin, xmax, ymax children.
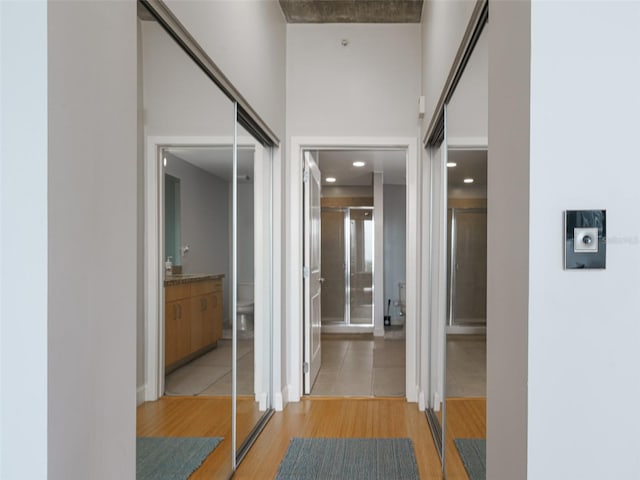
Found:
<box><xmin>191</xmin><ymin>295</ymin><xmax>206</xmax><ymax>352</ymax></box>
<box><xmin>191</xmin><ymin>293</ymin><xmax>218</xmax><ymax>351</ymax></box>
<box><xmin>165</xmin><ymin>299</ymin><xmax>191</xmax><ymax>367</ymax></box>
<box><xmin>177</xmin><ymin>299</ymin><xmax>191</xmax><ymax>360</ymax></box>
<box><xmin>212</xmin><ymin>290</ymin><xmax>223</xmax><ymax>342</ymax></box>
<box><xmin>203</xmin><ymin>292</ymin><xmax>217</xmax><ymax>345</ymax></box>
<box><xmin>165</xmin><ymin>301</ymin><xmax>179</xmax><ymax>367</ymax></box>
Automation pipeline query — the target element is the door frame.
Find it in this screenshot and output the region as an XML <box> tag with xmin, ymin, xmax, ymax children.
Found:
<box><xmin>143</xmin><ymin>135</ymin><xmax>271</xmax><ymax>405</ymax></box>
<box><xmin>286</xmin><ymin>136</ymin><xmax>420</xmax><ymax>404</ymax></box>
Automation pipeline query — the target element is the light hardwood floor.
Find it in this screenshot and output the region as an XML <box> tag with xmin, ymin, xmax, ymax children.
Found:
<box><xmin>137</xmin><ymin>396</ymin><xmax>487</xmax><ymax>479</ymax></box>
<box><xmin>235</xmin><ymin>398</ymin><xmax>444</xmax><ymax>479</ymax></box>
<box><xmin>443</xmin><ymin>397</ymin><xmax>487</xmax><ymax>480</ymax></box>
<box><xmin>137</xmin><ymin>396</ymin><xmax>263</xmax><ymax>480</ymax></box>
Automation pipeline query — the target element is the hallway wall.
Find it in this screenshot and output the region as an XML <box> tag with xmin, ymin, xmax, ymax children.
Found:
<box><xmin>50</xmin><ymin>2</ymin><xmax>137</xmax><ymax>479</ymax></box>
<box><xmin>489</xmin><ymin>1</ymin><xmax>640</xmax><ymax>479</ymax></box>
<box><xmin>384</xmin><ymin>184</ymin><xmax>407</xmax><ymax>317</ymax></box>
<box><xmin>525</xmin><ymin>2</ymin><xmax>640</xmax><ymax>478</ymax></box>
<box><xmin>287</xmin><ymin>23</ymin><xmax>421</xmax><ymax>138</ymax></box>
<box><xmin>420</xmin><ymin>0</ymin><xmax>477</xmax><ymax>138</ymax></box>
<box><xmin>164</xmin><ymin>1</ymin><xmax>286</xmax><ymax>139</ymax></box>
<box><xmin>1</xmin><ymin>2</ymin><xmax>49</xmax><ymax>478</ymax></box>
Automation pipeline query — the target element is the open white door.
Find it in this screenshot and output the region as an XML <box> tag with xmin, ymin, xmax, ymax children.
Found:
<box><xmin>304</xmin><ymin>151</ymin><xmax>322</xmax><ymax>394</ymax></box>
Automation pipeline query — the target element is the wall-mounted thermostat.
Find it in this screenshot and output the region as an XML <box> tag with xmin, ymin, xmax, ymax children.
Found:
<box><xmin>564</xmin><ymin>210</ymin><xmax>606</xmax><ymax>269</ymax></box>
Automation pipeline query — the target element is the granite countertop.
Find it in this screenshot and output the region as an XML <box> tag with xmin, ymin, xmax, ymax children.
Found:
<box><xmin>164</xmin><ymin>273</ymin><xmax>225</xmax><ymax>286</ymax></box>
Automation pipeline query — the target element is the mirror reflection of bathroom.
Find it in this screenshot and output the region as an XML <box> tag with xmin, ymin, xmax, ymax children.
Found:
<box><xmin>309</xmin><ymin>149</ymin><xmax>407</xmax><ymax>398</ymax></box>
<box><xmin>162</xmin><ymin>145</ymin><xmax>239</xmax><ymax>398</ymax></box>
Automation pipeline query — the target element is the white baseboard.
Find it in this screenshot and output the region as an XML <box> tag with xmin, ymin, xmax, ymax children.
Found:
<box><xmin>418</xmin><ymin>391</ymin><xmax>426</xmax><ymax>411</ymax></box>
<box><xmin>275</xmin><ymin>385</ymin><xmax>289</xmax><ymax>411</ymax></box>
<box><xmin>137</xmin><ymin>385</ymin><xmax>146</xmax><ymax>406</ymax></box>
<box><xmin>256</xmin><ymin>392</ymin><xmax>268</xmax><ymax>411</ymax></box>
<box><xmin>281</xmin><ymin>382</ymin><xmax>304</xmax><ymax>405</ymax></box>
<box><xmin>374</xmin><ymin>327</ymin><xmax>385</xmax><ymax>337</ymax></box>
<box><xmin>405</xmin><ymin>381</ymin><xmax>418</xmax><ymax>403</ymax></box>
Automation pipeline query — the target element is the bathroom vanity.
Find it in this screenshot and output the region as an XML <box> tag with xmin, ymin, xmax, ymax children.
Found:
<box><xmin>164</xmin><ymin>274</ymin><xmax>224</xmax><ymax>372</ymax></box>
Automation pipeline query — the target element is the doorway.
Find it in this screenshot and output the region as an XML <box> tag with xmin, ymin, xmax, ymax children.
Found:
<box><xmin>301</xmin><ymin>148</ymin><xmax>409</xmax><ymax>398</ymax></box>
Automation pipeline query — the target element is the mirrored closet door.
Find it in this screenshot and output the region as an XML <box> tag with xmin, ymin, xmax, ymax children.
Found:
<box><xmin>137</xmin><ymin>2</ymin><xmax>274</xmax><ymax>477</ymax></box>
<box><xmin>442</xmin><ymin>19</ymin><xmax>488</xmax><ymax>480</ymax></box>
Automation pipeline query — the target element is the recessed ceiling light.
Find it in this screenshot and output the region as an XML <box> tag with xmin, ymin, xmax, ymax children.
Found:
<box><xmin>446</xmin><ymin>162</ymin><xmax>457</xmax><ymax>167</ymax></box>
<box><xmin>326</xmin><ymin>177</ymin><xmax>337</xmax><ymax>183</ymax></box>
<box><xmin>463</xmin><ymin>178</ymin><xmax>474</xmax><ymax>184</ymax></box>
<box><xmin>353</xmin><ymin>161</ymin><xmax>365</xmax><ymax>167</ymax></box>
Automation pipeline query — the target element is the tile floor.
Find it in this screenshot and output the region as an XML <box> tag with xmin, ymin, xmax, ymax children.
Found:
<box><xmin>446</xmin><ymin>334</ymin><xmax>486</xmax><ymax>397</ymax></box>
<box><xmin>310</xmin><ymin>332</ymin><xmax>406</xmax><ymax>397</ymax></box>
<box><xmin>164</xmin><ymin>332</ymin><xmax>486</xmax><ymax>398</ymax></box>
<box><xmin>164</xmin><ymin>339</ymin><xmax>255</xmax><ymax>396</ymax></box>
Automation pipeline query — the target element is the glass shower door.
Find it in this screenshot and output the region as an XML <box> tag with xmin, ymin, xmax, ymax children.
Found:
<box><xmin>349</xmin><ymin>209</ymin><xmax>374</xmax><ymax>325</ymax></box>
<box><xmin>449</xmin><ymin>209</ymin><xmax>487</xmax><ymax>326</ymax></box>
<box><xmin>321</xmin><ymin>209</ymin><xmax>346</xmax><ymax>324</ymax></box>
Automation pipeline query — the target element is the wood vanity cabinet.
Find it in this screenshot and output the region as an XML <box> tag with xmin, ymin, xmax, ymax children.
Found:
<box><xmin>165</xmin><ymin>277</ymin><xmax>223</xmax><ymax>370</ymax></box>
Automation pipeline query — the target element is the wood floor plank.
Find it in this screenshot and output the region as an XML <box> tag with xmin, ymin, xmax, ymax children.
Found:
<box><xmin>234</xmin><ymin>398</ymin><xmax>444</xmax><ymax>479</ymax></box>
<box><xmin>137</xmin><ymin>397</ymin><xmax>234</xmax><ymax>480</ymax></box>
<box><xmin>444</xmin><ymin>397</ymin><xmax>486</xmax><ymax>480</ymax></box>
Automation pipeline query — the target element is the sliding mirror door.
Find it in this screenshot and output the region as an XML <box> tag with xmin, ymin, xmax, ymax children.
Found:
<box><xmin>138</xmin><ymin>6</ymin><xmax>235</xmax><ymax>478</ymax></box>
<box><xmin>425</xmin><ymin>138</ymin><xmax>448</xmax><ymax>461</ymax></box>
<box><xmin>234</xmin><ymin>122</ymin><xmax>273</xmax><ymax>462</ymax></box>
<box><xmin>443</xmin><ymin>20</ymin><xmax>488</xmax><ymax>480</ymax></box>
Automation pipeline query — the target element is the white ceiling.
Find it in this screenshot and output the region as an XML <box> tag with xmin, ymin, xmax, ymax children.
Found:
<box><xmin>447</xmin><ymin>149</ymin><xmax>487</xmax><ymax>199</ymax></box>
<box><xmin>166</xmin><ymin>146</ymin><xmax>255</xmax><ymax>182</ymax></box>
<box><xmin>316</xmin><ymin>149</ymin><xmax>406</xmax><ymax>186</ymax></box>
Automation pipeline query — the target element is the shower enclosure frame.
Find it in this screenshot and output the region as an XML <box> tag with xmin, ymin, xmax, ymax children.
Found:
<box><xmin>447</xmin><ymin>207</ymin><xmax>488</xmax><ymax>332</ymax></box>
<box><xmin>321</xmin><ymin>205</ymin><xmax>375</xmax><ymax>329</ymax></box>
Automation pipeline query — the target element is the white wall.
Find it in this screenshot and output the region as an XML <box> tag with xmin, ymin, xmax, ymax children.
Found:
<box><xmin>47</xmin><ymin>2</ymin><xmax>137</xmax><ymax>479</ymax></box>
<box><xmin>164</xmin><ymin>0</ymin><xmax>287</xmax><ymax>140</ymax></box>
<box><xmin>136</xmin><ymin>19</ymin><xmax>146</xmax><ymax>405</ymax></box>
<box><xmin>0</xmin><ymin>2</ymin><xmax>48</xmax><ymax>478</ymax></box>
<box><xmin>237</xmin><ymin>183</ymin><xmax>255</xmax><ymax>284</ymax></box>
<box><xmin>446</xmin><ymin>25</ymin><xmax>488</xmax><ymax>143</ymax></box>
<box><xmin>526</xmin><ymin>2</ymin><xmax>640</xmax><ymax>478</ymax></box>
<box><xmin>420</xmin><ymin>0</ymin><xmax>477</xmax><ymax>137</ymax></box>
<box><xmin>287</xmin><ymin>24</ymin><xmax>421</xmax><ymax>138</ymax></box>
<box><xmin>384</xmin><ymin>185</ymin><xmax>407</xmax><ymax>317</ymax></box>
<box><xmin>141</xmin><ymin>21</ymin><xmax>236</xmax><ymax>136</ymax></box>
<box><xmin>489</xmin><ymin>1</ymin><xmax>640</xmax><ymax>478</ymax></box>
<box><xmin>487</xmin><ymin>2</ymin><xmax>530</xmax><ymax>478</ymax></box>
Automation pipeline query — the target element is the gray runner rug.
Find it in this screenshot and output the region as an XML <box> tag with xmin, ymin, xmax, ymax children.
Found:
<box><xmin>276</xmin><ymin>438</ymin><xmax>419</xmax><ymax>480</ymax></box>
<box><xmin>137</xmin><ymin>436</ymin><xmax>222</xmax><ymax>480</ymax></box>
<box><xmin>454</xmin><ymin>438</ymin><xmax>486</xmax><ymax>480</ymax></box>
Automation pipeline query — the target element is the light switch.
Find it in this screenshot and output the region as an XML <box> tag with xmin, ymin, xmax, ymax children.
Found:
<box><xmin>564</xmin><ymin>210</ymin><xmax>606</xmax><ymax>269</ymax></box>
<box><xmin>574</xmin><ymin>227</ymin><xmax>599</xmax><ymax>253</ymax></box>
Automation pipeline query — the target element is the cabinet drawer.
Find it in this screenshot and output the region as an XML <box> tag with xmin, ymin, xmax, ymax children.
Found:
<box><xmin>191</xmin><ymin>280</ymin><xmax>222</xmax><ymax>296</ymax></box>
<box><xmin>165</xmin><ymin>284</ymin><xmax>190</xmax><ymax>302</ymax></box>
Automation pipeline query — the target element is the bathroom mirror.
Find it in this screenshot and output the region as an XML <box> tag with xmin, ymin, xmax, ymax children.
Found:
<box><xmin>137</xmin><ymin>6</ymin><xmax>236</xmax><ymax>478</ymax></box>
<box><xmin>443</xmin><ymin>21</ymin><xmax>488</xmax><ymax>480</ymax></box>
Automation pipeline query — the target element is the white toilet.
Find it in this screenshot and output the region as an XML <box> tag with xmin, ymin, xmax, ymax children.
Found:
<box><xmin>237</xmin><ymin>282</ymin><xmax>254</xmax><ymax>332</ymax></box>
